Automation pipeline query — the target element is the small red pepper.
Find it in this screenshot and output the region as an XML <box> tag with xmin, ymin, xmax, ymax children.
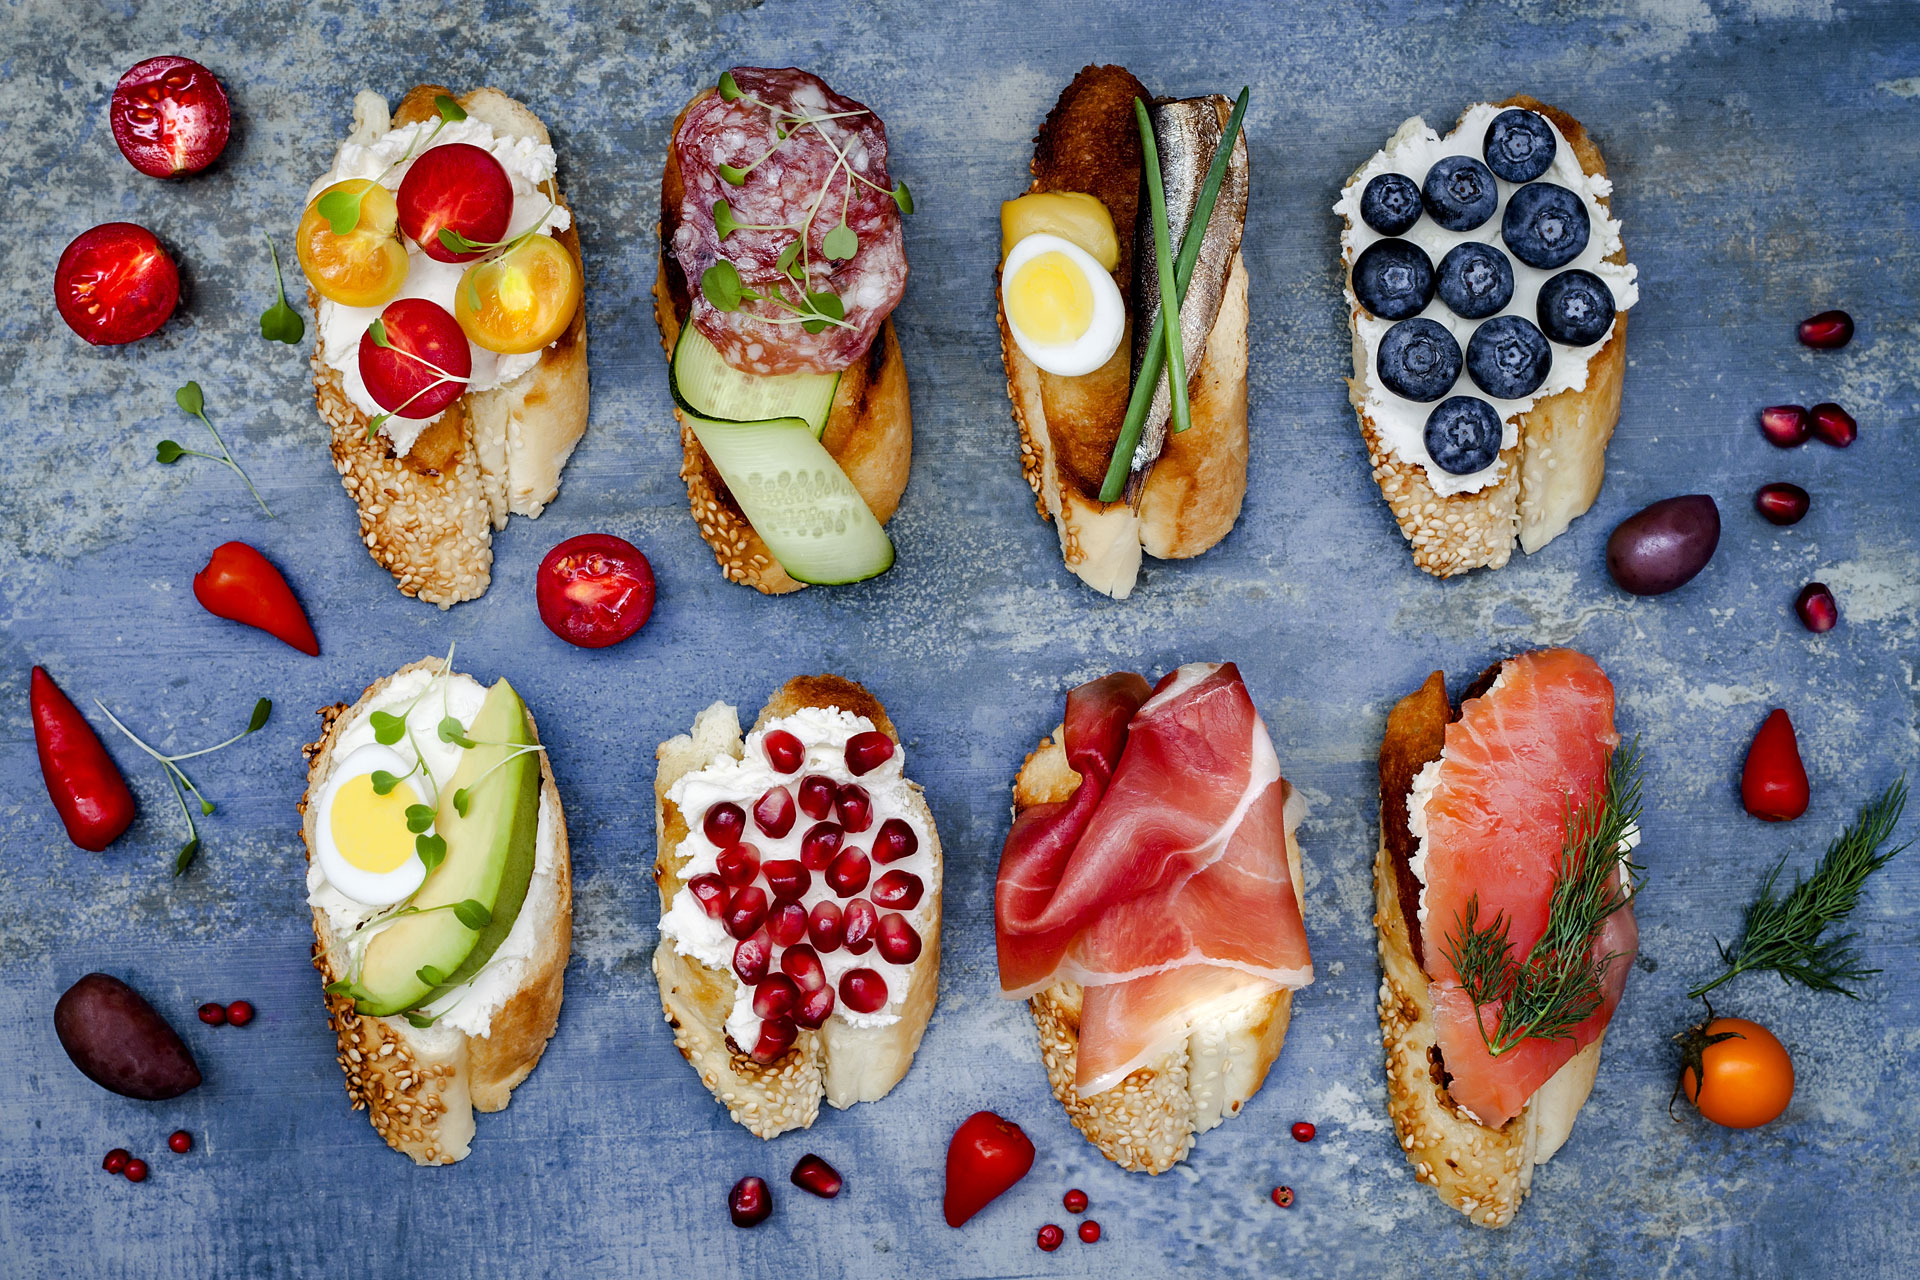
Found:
<box><xmin>31</xmin><ymin>667</ymin><xmax>136</xmax><ymax>851</ymax></box>
<box><xmin>192</xmin><ymin>542</ymin><xmax>318</xmax><ymax>656</ymax></box>
<box><xmin>1741</xmin><ymin>708</ymin><xmax>1810</xmax><ymax>822</ymax></box>
<box><xmin>943</xmin><ymin>1111</ymin><xmax>1035</xmax><ymax>1227</ymax></box>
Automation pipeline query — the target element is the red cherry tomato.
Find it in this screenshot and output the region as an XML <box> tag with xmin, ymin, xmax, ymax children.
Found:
<box><xmin>55</xmin><ymin>223</ymin><xmax>179</xmax><ymax>345</ymax></box>
<box><xmin>943</xmin><ymin>1111</ymin><xmax>1035</xmax><ymax>1228</ymax></box>
<box><xmin>359</xmin><ymin>298</ymin><xmax>472</xmax><ymax>419</ymax></box>
<box><xmin>192</xmin><ymin>542</ymin><xmax>319</xmax><ymax>656</ymax></box>
<box><xmin>1742</xmin><ymin>708</ymin><xmax>1809</xmax><ymax>822</ymax></box>
<box><xmin>397</xmin><ymin>143</ymin><xmax>514</xmax><ymax>264</ymax></box>
<box><xmin>109</xmin><ymin>56</ymin><xmax>231</xmax><ymax>178</ymax></box>
<box><xmin>536</xmin><ymin>534</ymin><xmax>656</xmax><ymax>648</ymax></box>
<box><xmin>30</xmin><ymin>667</ymin><xmax>136</xmax><ymax>852</ymax></box>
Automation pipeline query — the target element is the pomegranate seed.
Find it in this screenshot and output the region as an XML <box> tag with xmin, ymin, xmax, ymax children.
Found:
<box><xmin>102</xmin><ymin>1148</ymin><xmax>131</xmax><ymax>1174</ymax></box>
<box><xmin>1078</xmin><ymin>1220</ymin><xmax>1101</xmax><ymax>1244</ymax></box>
<box><xmin>794</xmin><ymin>984</ymin><xmax>835</xmax><ymax>1028</ymax></box>
<box><xmin>800</xmin><ymin>821</ymin><xmax>844</xmax><ymax>871</ymax></box>
<box><xmin>1063</xmin><ymin>1188</ymin><xmax>1088</xmax><ymax>1214</ymax></box>
<box><xmin>723</xmin><ymin>886</ymin><xmax>769</xmax><ymax>940</ymax></box>
<box><xmin>763</xmin><ymin>729</ymin><xmax>805</xmax><ymax>773</ymax></box>
<box><xmin>754</xmin><ymin>974</ymin><xmax>799</xmax><ymax>1020</ymax></box>
<box><xmin>749</xmin><ymin>1015</ymin><xmax>797</xmax><ymax>1065</ymax></box>
<box><xmin>703</xmin><ymin>802</ymin><xmax>746</xmax><ymax>849</ymax></box>
<box><xmin>839</xmin><ymin>967</ymin><xmax>889</xmax><ymax>1013</ymax></box>
<box><xmin>1271</xmin><ymin>1186</ymin><xmax>1295</xmax><ymax>1208</ymax></box>
<box><xmin>123</xmin><ymin>1158</ymin><xmax>149</xmax><ymax>1183</ymax></box>
<box><xmin>716</xmin><ymin>842</ymin><xmax>761</xmax><ymax>888</ymax></box>
<box><xmin>767</xmin><ymin>901</ymin><xmax>808</xmax><ymax>946</ymax></box>
<box><xmin>875</xmin><ymin>913</ymin><xmax>923</xmax><ymax>965</ymax></box>
<box><xmin>1291</xmin><ymin>1121</ymin><xmax>1316</xmax><ymax>1142</ymax></box>
<box><xmin>197</xmin><ymin>1002</ymin><xmax>226</xmax><ymax>1026</ymax></box>
<box><xmin>844</xmin><ymin>731</ymin><xmax>895</xmax><ymax>776</ymax></box>
<box><xmin>807</xmin><ymin>900</ymin><xmax>845</xmax><ymax>952</ymax></box>
<box><xmin>843</xmin><ymin>899</ymin><xmax>878</xmax><ymax>954</ymax></box>
<box><xmin>753</xmin><ymin>786</ymin><xmax>796</xmax><ymax>838</ymax></box>
<box><xmin>728</xmin><ymin>1175</ymin><xmax>773</xmax><ymax>1227</ymax></box>
<box><xmin>1796</xmin><ymin>582</ymin><xmax>1839</xmax><ymax>633</ymax></box>
<box><xmin>168</xmin><ymin>1130</ymin><xmax>192</xmax><ymax>1154</ymax></box>
<box><xmin>1754</xmin><ymin>482</ymin><xmax>1810</xmax><ymax>526</ymax></box>
<box><xmin>790</xmin><ymin>1153</ymin><xmax>843</xmax><ymax>1199</ymax></box>
<box><xmin>762</xmin><ymin>858</ymin><xmax>811</xmax><ymax>902</ymax></box>
<box><xmin>687</xmin><ymin>872</ymin><xmax>729</xmax><ymax>919</ymax></box>
<box><xmin>780</xmin><ymin>943</ymin><xmax>828</xmax><ymax>992</ymax></box>
<box><xmin>1809</xmin><ymin>402</ymin><xmax>1857</xmax><ymax>447</ymax></box>
<box><xmin>797</xmin><ymin>774</ymin><xmax>837</xmax><ymax>820</ymax></box>
<box><xmin>1758</xmin><ymin>404</ymin><xmax>1811</xmax><ymax>447</ymax></box>
<box><xmin>835</xmin><ymin>783</ymin><xmax>873</xmax><ymax>833</ymax></box>
<box><xmin>872</xmin><ymin>817</ymin><xmax>918</xmax><ymax>864</ymax></box>
<box><xmin>827</xmin><ymin>846</ymin><xmax>871</xmax><ymax>897</ymax></box>
<box><xmin>1038</xmin><ymin>1224</ymin><xmax>1065</xmax><ymax>1252</ymax></box>
<box><xmin>872</xmin><ymin>869</ymin><xmax>925</xmax><ymax>911</ymax></box>
<box><xmin>224</xmin><ymin>1001</ymin><xmax>254</xmax><ymax>1027</ymax></box>
<box><xmin>1799</xmin><ymin>309</ymin><xmax>1854</xmax><ymax>349</ymax></box>
<box><xmin>733</xmin><ymin>928</ymin><xmax>772</xmax><ymax>984</ymax></box>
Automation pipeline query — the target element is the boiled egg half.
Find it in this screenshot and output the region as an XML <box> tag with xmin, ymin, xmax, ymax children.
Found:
<box><xmin>1001</xmin><ymin>232</ymin><xmax>1126</xmax><ymax>377</ymax></box>
<box><xmin>313</xmin><ymin>743</ymin><xmax>429</xmax><ymax>906</ymax></box>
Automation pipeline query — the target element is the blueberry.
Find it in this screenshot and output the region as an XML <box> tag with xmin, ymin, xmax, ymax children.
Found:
<box><xmin>1501</xmin><ymin>182</ymin><xmax>1590</xmax><ymax>269</ymax></box>
<box><xmin>1483</xmin><ymin>109</ymin><xmax>1557</xmax><ymax>183</ymax></box>
<box><xmin>1423</xmin><ymin>396</ymin><xmax>1504</xmax><ymax>474</ymax></box>
<box><xmin>1360</xmin><ymin>173</ymin><xmax>1422</xmax><ymax>236</ymax></box>
<box><xmin>1421</xmin><ymin>156</ymin><xmax>1498</xmax><ymax>232</ymax></box>
<box><xmin>1351</xmin><ymin>239</ymin><xmax>1435</xmax><ymax>321</ymax></box>
<box><xmin>1435</xmin><ymin>243</ymin><xmax>1515</xmax><ymax>320</ymax></box>
<box><xmin>1466</xmin><ymin>315</ymin><xmax>1553</xmax><ymax>400</ymax></box>
<box><xmin>1537</xmin><ymin>268</ymin><xmax>1617</xmax><ymax>346</ymax></box>
<box><xmin>1376</xmin><ymin>318</ymin><xmax>1462</xmax><ymax>402</ymax></box>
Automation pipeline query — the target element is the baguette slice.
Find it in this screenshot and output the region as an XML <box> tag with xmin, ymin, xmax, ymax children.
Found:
<box><xmin>654</xmin><ymin>88</ymin><xmax>912</xmax><ymax>595</ymax></box>
<box><xmin>312</xmin><ymin>85</ymin><xmax>589</xmax><ymax>609</ymax></box>
<box><xmin>652</xmin><ymin>676</ymin><xmax>941</xmax><ymax>1138</ymax></box>
<box><xmin>1342</xmin><ymin>97</ymin><xmax>1626</xmax><ymax>577</ymax></box>
<box><xmin>1013</xmin><ymin>725</ymin><xmax>1302</xmax><ymax>1173</ymax></box>
<box><xmin>299</xmin><ymin>658</ymin><xmax>572</xmax><ymax>1166</ymax></box>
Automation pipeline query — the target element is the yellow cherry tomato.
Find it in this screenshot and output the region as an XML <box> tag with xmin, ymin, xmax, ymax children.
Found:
<box><xmin>296</xmin><ymin>179</ymin><xmax>409</xmax><ymax>308</ymax></box>
<box><xmin>453</xmin><ymin>234</ymin><xmax>581</xmax><ymax>355</ymax></box>
<box><xmin>1681</xmin><ymin>1017</ymin><xmax>1794</xmax><ymax>1129</ymax></box>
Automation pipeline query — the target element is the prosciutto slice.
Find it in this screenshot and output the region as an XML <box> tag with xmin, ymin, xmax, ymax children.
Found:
<box><xmin>996</xmin><ymin>663</ymin><xmax>1313</xmax><ymax>1095</ymax></box>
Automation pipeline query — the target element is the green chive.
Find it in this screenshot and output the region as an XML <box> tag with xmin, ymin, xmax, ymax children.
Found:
<box><xmin>1136</xmin><ymin>99</ymin><xmax>1191</xmax><ymax>450</ymax></box>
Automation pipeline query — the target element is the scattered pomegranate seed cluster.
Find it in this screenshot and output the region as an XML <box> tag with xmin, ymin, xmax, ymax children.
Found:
<box><xmin>1755</xmin><ymin>310</ymin><xmax>1855</xmax><ymax>634</ymax></box>
<box><xmin>101</xmin><ymin>1131</ymin><xmax>193</xmax><ymax>1183</ymax></box>
<box><xmin>197</xmin><ymin>999</ymin><xmax>254</xmax><ymax>1027</ymax></box>
<box><xmin>1036</xmin><ymin>1188</ymin><xmax>1100</xmax><ymax>1250</ymax></box>
<box><xmin>729</xmin><ymin>1155</ymin><xmax>843</xmax><ymax>1229</ymax></box>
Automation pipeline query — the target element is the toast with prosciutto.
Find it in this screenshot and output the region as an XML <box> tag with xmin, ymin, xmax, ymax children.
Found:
<box><xmin>1376</xmin><ymin>649</ymin><xmax>1642</xmax><ymax>1226</ymax></box>
<box><xmin>655</xmin><ymin>68</ymin><xmax>915</xmax><ymax>593</ymax></box>
<box><xmin>996</xmin><ymin>664</ymin><xmax>1311</xmax><ymax>1172</ymax></box>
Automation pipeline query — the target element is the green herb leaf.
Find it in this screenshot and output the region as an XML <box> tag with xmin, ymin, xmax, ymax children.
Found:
<box><xmin>434</xmin><ymin>94</ymin><xmax>467</xmax><ymax>123</ymax></box>
<box><xmin>247</xmin><ymin>697</ymin><xmax>272</xmax><ymax>734</ymax></box>
<box><xmin>368</xmin><ymin>317</ymin><xmax>392</xmax><ymax>349</ymax></box>
<box><xmin>198</xmin><ymin>798</ymin><xmax>215</xmax><ymax>817</ymax></box>
<box><xmin>453</xmin><ymin>899</ymin><xmax>492</xmax><ymax>931</ymax></box>
<box><xmin>453</xmin><ymin>787</ymin><xmax>471</xmax><ymax>818</ymax></box>
<box><xmin>175</xmin><ymin>381</ymin><xmax>205</xmax><ymax>417</ymax></box>
<box><xmin>775</xmin><ymin>241</ymin><xmax>801</xmax><ymax>277</ymax></box>
<box><xmin>258</xmin><ymin>236</ymin><xmax>305</xmax><ymax>344</ymax></box>
<box><xmin>371</xmin><ymin>770</ymin><xmax>401</xmax><ymax>796</ymax></box>
<box><xmin>437</xmin><ymin>716</ymin><xmax>476</xmax><ymax>749</ymax></box>
<box><xmin>416</xmin><ymin>963</ymin><xmax>446</xmax><ymax>987</ymax></box>
<box><xmin>156</xmin><ymin>440</ymin><xmax>185</xmax><ymax>464</ymax></box>
<box><xmin>892</xmin><ymin>181</ymin><xmax>914</xmax><ymax>215</ymax></box>
<box><xmin>437</xmin><ymin>227</ymin><xmax>483</xmax><ymax>256</ymax></box>
<box><xmin>405</xmin><ymin>1011</ymin><xmax>437</xmax><ymax>1029</ymax></box>
<box><xmin>822</xmin><ymin>222</ymin><xmax>858</xmax><ymax>261</ymax></box>
<box><xmin>315</xmin><ymin>186</ymin><xmax>364</xmax><ymax>236</ymax></box>
<box><xmin>718</xmin><ymin>71</ymin><xmax>742</xmax><ymax>102</ymax></box>
<box><xmin>800</xmin><ymin>289</ymin><xmax>844</xmax><ymax>334</ymax></box>
<box><xmin>718</xmin><ymin>163</ymin><xmax>749</xmax><ymax>187</ymax></box>
<box><xmin>713</xmin><ymin>200</ymin><xmax>742</xmax><ymax>239</ymax></box>
<box><xmin>174</xmin><ymin>838</ymin><xmax>200</xmax><ymax>876</ymax></box>
<box><xmin>370</xmin><ymin>709</ymin><xmax>406</xmax><ymax>745</ymax></box>
<box><xmin>700</xmin><ymin>260</ymin><xmax>746</xmax><ymax>312</ymax></box>
<box><xmin>416</xmin><ymin>833</ymin><xmax>447</xmax><ymax>873</ymax></box>
<box><xmin>323</xmin><ymin>978</ymin><xmax>355</xmax><ymax>997</ymax></box>
<box><xmin>405</xmin><ymin>803</ymin><xmax>436</xmax><ymax>834</ymax></box>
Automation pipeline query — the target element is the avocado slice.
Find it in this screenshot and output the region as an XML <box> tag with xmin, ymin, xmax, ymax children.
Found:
<box><xmin>355</xmin><ymin>678</ymin><xmax>542</xmax><ymax>1018</ymax></box>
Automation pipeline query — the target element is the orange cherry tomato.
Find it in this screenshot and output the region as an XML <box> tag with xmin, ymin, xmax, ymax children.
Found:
<box><xmin>296</xmin><ymin>180</ymin><xmax>409</xmax><ymax>307</ymax></box>
<box><xmin>453</xmin><ymin>234</ymin><xmax>581</xmax><ymax>354</ymax></box>
<box><xmin>1681</xmin><ymin>1016</ymin><xmax>1794</xmax><ymax>1129</ymax></box>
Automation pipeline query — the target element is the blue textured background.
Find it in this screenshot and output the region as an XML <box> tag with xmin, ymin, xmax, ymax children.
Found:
<box><xmin>3</xmin><ymin>1</ymin><xmax>1917</xmax><ymax>1276</ymax></box>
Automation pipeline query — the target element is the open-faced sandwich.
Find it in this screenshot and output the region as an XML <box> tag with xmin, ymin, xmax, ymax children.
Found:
<box><xmin>1376</xmin><ymin>648</ymin><xmax>1642</xmax><ymax>1226</ymax></box>
<box><xmin>653</xmin><ymin>676</ymin><xmax>940</xmax><ymax>1137</ymax></box>
<box><xmin>996</xmin><ymin>664</ymin><xmax>1311</xmax><ymax>1172</ymax></box>
<box><xmin>300</xmin><ymin>655</ymin><xmax>571</xmax><ymax>1165</ymax></box>
<box><xmin>1336</xmin><ymin>99</ymin><xmax>1637</xmax><ymax>577</ymax></box>
<box><xmin>999</xmin><ymin>66</ymin><xmax>1250</xmax><ymax>599</ymax></box>
<box><xmin>298</xmin><ymin>85</ymin><xmax>588</xmax><ymax>608</ymax></box>
<box><xmin>654</xmin><ymin>68</ymin><xmax>914</xmax><ymax>593</ymax></box>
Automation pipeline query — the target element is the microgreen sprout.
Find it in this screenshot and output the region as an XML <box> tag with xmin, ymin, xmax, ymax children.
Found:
<box><xmin>315</xmin><ymin>94</ymin><xmax>467</xmax><ymax>235</ymax></box>
<box><xmin>159</xmin><ymin>382</ymin><xmax>273</xmax><ymax>517</ymax></box>
<box><xmin>258</xmin><ymin>235</ymin><xmax>304</xmax><ymax>344</ymax></box>
<box><xmin>93</xmin><ymin>696</ymin><xmax>272</xmax><ymax>875</ymax></box>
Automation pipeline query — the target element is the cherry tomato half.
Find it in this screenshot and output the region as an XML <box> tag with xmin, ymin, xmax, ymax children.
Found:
<box><xmin>109</xmin><ymin>56</ymin><xmax>231</xmax><ymax>178</ymax></box>
<box><xmin>454</xmin><ymin>234</ymin><xmax>581</xmax><ymax>354</ymax></box>
<box><xmin>536</xmin><ymin>534</ymin><xmax>655</xmax><ymax>648</ymax></box>
<box><xmin>1682</xmin><ymin>1017</ymin><xmax>1794</xmax><ymax>1129</ymax></box>
<box><xmin>397</xmin><ymin>143</ymin><xmax>513</xmax><ymax>264</ymax></box>
<box><xmin>297</xmin><ymin>180</ymin><xmax>409</xmax><ymax>308</ymax></box>
<box><xmin>358</xmin><ymin>298</ymin><xmax>471</xmax><ymax>420</ymax></box>
<box><xmin>55</xmin><ymin>223</ymin><xmax>179</xmax><ymax>345</ymax></box>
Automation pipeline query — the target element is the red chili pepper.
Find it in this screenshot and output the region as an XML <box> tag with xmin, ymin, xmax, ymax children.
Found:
<box><xmin>31</xmin><ymin>667</ymin><xmax>136</xmax><ymax>851</ymax></box>
<box><xmin>1741</xmin><ymin>708</ymin><xmax>1810</xmax><ymax>822</ymax></box>
<box><xmin>943</xmin><ymin>1110</ymin><xmax>1035</xmax><ymax>1227</ymax></box>
<box><xmin>192</xmin><ymin>542</ymin><xmax>318</xmax><ymax>656</ymax></box>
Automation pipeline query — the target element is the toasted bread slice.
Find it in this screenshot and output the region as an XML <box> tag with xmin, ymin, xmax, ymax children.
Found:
<box><xmin>652</xmin><ymin>676</ymin><xmax>941</xmax><ymax>1137</ymax></box>
<box><xmin>1013</xmin><ymin>725</ymin><xmax>1301</xmax><ymax>1173</ymax></box>
<box><xmin>312</xmin><ymin>86</ymin><xmax>589</xmax><ymax>609</ymax></box>
<box><xmin>299</xmin><ymin>658</ymin><xmax>572</xmax><ymax>1166</ymax></box>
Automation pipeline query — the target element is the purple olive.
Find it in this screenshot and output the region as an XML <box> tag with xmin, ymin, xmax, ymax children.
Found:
<box><xmin>1606</xmin><ymin>495</ymin><xmax>1721</xmax><ymax>596</ymax></box>
<box><xmin>53</xmin><ymin>973</ymin><xmax>201</xmax><ymax>1100</ymax></box>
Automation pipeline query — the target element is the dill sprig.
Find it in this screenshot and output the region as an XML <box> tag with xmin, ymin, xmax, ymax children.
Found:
<box><xmin>1442</xmin><ymin>740</ymin><xmax>1645</xmax><ymax>1057</ymax></box>
<box><xmin>1689</xmin><ymin>777</ymin><xmax>1909</xmax><ymax>1000</ymax></box>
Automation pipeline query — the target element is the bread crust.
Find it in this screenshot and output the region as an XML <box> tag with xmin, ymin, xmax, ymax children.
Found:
<box><xmin>654</xmin><ymin>88</ymin><xmax>913</xmax><ymax>595</ymax></box>
<box><xmin>1342</xmin><ymin>96</ymin><xmax>1626</xmax><ymax>577</ymax></box>
<box><xmin>1012</xmin><ymin>726</ymin><xmax>1301</xmax><ymax>1173</ymax></box>
<box><xmin>298</xmin><ymin>658</ymin><xmax>572</xmax><ymax>1165</ymax></box>
<box><xmin>651</xmin><ymin>676</ymin><xmax>941</xmax><ymax>1138</ymax></box>
<box><xmin>311</xmin><ymin>86</ymin><xmax>590</xmax><ymax>609</ymax></box>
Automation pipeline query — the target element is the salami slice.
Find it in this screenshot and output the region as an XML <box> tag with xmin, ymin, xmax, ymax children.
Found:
<box><xmin>671</xmin><ymin>67</ymin><xmax>909</xmax><ymax>376</ymax></box>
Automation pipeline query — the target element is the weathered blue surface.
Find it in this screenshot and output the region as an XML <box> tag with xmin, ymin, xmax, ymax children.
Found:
<box><xmin>2</xmin><ymin>1</ymin><xmax>1917</xmax><ymax>1276</ymax></box>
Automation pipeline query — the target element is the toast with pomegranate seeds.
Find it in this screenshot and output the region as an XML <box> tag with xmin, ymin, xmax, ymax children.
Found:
<box><xmin>652</xmin><ymin>676</ymin><xmax>941</xmax><ymax>1138</ymax></box>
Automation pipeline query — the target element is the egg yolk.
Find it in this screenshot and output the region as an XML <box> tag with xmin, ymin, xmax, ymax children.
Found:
<box><xmin>1007</xmin><ymin>252</ymin><xmax>1094</xmax><ymax>346</ymax></box>
<box><xmin>330</xmin><ymin>774</ymin><xmax>421</xmax><ymax>874</ymax></box>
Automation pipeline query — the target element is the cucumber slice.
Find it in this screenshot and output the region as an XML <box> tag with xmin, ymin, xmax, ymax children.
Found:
<box><xmin>670</xmin><ymin>324</ymin><xmax>839</xmax><ymax>437</ymax></box>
